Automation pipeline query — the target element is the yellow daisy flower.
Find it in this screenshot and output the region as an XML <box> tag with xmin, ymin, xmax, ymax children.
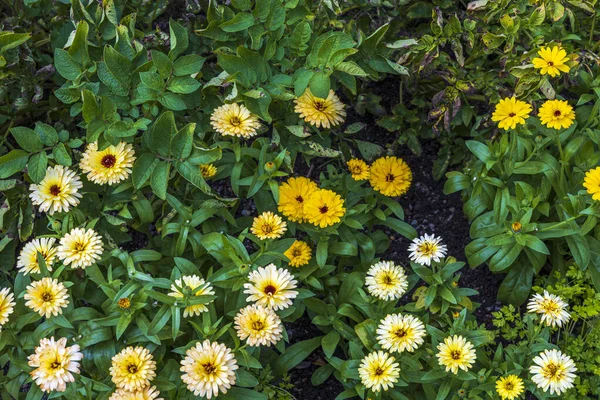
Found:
<box><xmin>180</xmin><ymin>340</ymin><xmax>238</xmax><ymax>398</ymax></box>
<box><xmin>24</xmin><ymin>277</ymin><xmax>69</xmax><ymax>319</ymax></box>
<box><xmin>284</xmin><ymin>240</ymin><xmax>312</xmax><ymax>267</ymax></box>
<box><xmin>168</xmin><ymin>275</ymin><xmax>215</xmax><ymax>318</ymax></box>
<box><xmin>251</xmin><ymin>211</ymin><xmax>287</xmax><ymax>240</ymax></box>
<box><xmin>294</xmin><ymin>88</ymin><xmax>346</xmax><ymax>129</ymax></box>
<box><xmin>358</xmin><ymin>351</ymin><xmax>400</xmax><ymax>392</ymax></box>
<box><xmin>17</xmin><ymin>237</ymin><xmax>57</xmax><ymax>275</ymax></box>
<box><xmin>303</xmin><ymin>189</ymin><xmax>346</xmax><ymax>228</ymax></box>
<box><xmin>527</xmin><ymin>290</ymin><xmax>570</xmax><ymax>328</ymax></box>
<box><xmin>277</xmin><ymin>177</ymin><xmax>318</xmax><ymax>223</ymax></box>
<box><xmin>496</xmin><ymin>375</ymin><xmax>525</xmax><ymax>400</ymax></box>
<box><xmin>491</xmin><ymin>97</ymin><xmax>532</xmax><ymax>130</ymax></box>
<box><xmin>538</xmin><ymin>99</ymin><xmax>575</xmax><ymax>130</ymax></box>
<box><xmin>79</xmin><ymin>141</ymin><xmax>136</xmax><ymax>185</ymax></box>
<box><xmin>436</xmin><ymin>335</ymin><xmax>477</xmax><ymax>374</ymax></box>
<box><xmin>532</xmin><ymin>45</ymin><xmax>570</xmax><ymax>77</ymax></box>
<box><xmin>369</xmin><ymin>156</ymin><xmax>412</xmax><ymax>197</ymax></box>
<box><xmin>29</xmin><ymin>165</ymin><xmax>82</xmax><ymax>215</ymax></box>
<box><xmin>28</xmin><ymin>337</ymin><xmax>83</xmax><ymax>392</ymax></box>
<box><xmin>244</xmin><ymin>263</ymin><xmax>298</xmax><ymax>311</ymax></box>
<box><xmin>530</xmin><ymin>349</ymin><xmax>577</xmax><ymax>395</ymax></box>
<box><xmin>199</xmin><ymin>164</ymin><xmax>217</xmax><ymax>179</ymax></box>
<box><xmin>365</xmin><ymin>261</ymin><xmax>408</xmax><ymax>301</ymax></box>
<box><xmin>234</xmin><ymin>304</ymin><xmax>283</xmax><ymax>347</ymax></box>
<box><xmin>108</xmin><ymin>386</ymin><xmax>163</xmax><ymax>400</ymax></box>
<box><xmin>56</xmin><ymin>227</ymin><xmax>103</xmax><ymax>269</ymax></box>
<box><xmin>210</xmin><ymin>103</ymin><xmax>261</xmax><ymax>138</ymax></box>
<box><xmin>110</xmin><ymin>346</ymin><xmax>157</xmax><ymax>392</ymax></box>
<box><xmin>347</xmin><ymin>159</ymin><xmax>370</xmax><ymax>180</ymax></box>
<box><xmin>584</xmin><ymin>166</ymin><xmax>600</xmax><ymax>200</ymax></box>
<box><xmin>0</xmin><ymin>287</ymin><xmax>16</xmax><ymax>328</ymax></box>
<box><xmin>376</xmin><ymin>313</ymin><xmax>426</xmax><ymax>353</ymax></box>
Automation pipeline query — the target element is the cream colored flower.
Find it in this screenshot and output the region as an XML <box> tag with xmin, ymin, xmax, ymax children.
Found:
<box><xmin>530</xmin><ymin>349</ymin><xmax>576</xmax><ymax>395</ymax></box>
<box><xmin>408</xmin><ymin>234</ymin><xmax>448</xmax><ymax>266</ymax></box>
<box><xmin>234</xmin><ymin>304</ymin><xmax>283</xmax><ymax>347</ymax></box>
<box><xmin>29</xmin><ymin>165</ymin><xmax>82</xmax><ymax>215</ymax></box>
<box><xmin>17</xmin><ymin>237</ymin><xmax>58</xmax><ymax>275</ymax></box>
<box><xmin>28</xmin><ymin>337</ymin><xmax>83</xmax><ymax>392</ymax></box>
<box><xmin>0</xmin><ymin>287</ymin><xmax>16</xmax><ymax>328</ymax></box>
<box><xmin>56</xmin><ymin>227</ymin><xmax>103</xmax><ymax>269</ymax></box>
<box><xmin>110</xmin><ymin>346</ymin><xmax>157</xmax><ymax>391</ymax></box>
<box><xmin>527</xmin><ymin>290</ymin><xmax>570</xmax><ymax>328</ymax></box>
<box><xmin>108</xmin><ymin>386</ymin><xmax>164</xmax><ymax>400</ymax></box>
<box><xmin>24</xmin><ymin>277</ymin><xmax>69</xmax><ymax>318</ymax></box>
<box><xmin>168</xmin><ymin>275</ymin><xmax>215</xmax><ymax>317</ymax></box>
<box><xmin>210</xmin><ymin>103</ymin><xmax>261</xmax><ymax>138</ymax></box>
<box><xmin>79</xmin><ymin>141</ymin><xmax>136</xmax><ymax>185</ymax></box>
<box><xmin>376</xmin><ymin>313</ymin><xmax>426</xmax><ymax>353</ymax></box>
<box><xmin>358</xmin><ymin>351</ymin><xmax>400</xmax><ymax>392</ymax></box>
<box><xmin>365</xmin><ymin>261</ymin><xmax>408</xmax><ymax>301</ymax></box>
<box><xmin>251</xmin><ymin>211</ymin><xmax>287</xmax><ymax>240</ymax></box>
<box><xmin>436</xmin><ymin>335</ymin><xmax>477</xmax><ymax>374</ymax></box>
<box><xmin>243</xmin><ymin>264</ymin><xmax>298</xmax><ymax>310</ymax></box>
<box><xmin>294</xmin><ymin>89</ymin><xmax>346</xmax><ymax>128</ymax></box>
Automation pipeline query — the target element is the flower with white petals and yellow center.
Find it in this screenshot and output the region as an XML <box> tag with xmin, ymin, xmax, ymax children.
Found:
<box><xmin>251</xmin><ymin>211</ymin><xmax>287</xmax><ymax>240</ymax></box>
<box><xmin>234</xmin><ymin>304</ymin><xmax>283</xmax><ymax>347</ymax></box>
<box><xmin>365</xmin><ymin>261</ymin><xmax>408</xmax><ymax>301</ymax></box>
<box><xmin>17</xmin><ymin>237</ymin><xmax>57</xmax><ymax>275</ymax></box>
<box><xmin>57</xmin><ymin>227</ymin><xmax>103</xmax><ymax>269</ymax></box>
<box><xmin>24</xmin><ymin>277</ymin><xmax>69</xmax><ymax>318</ymax></box>
<box><xmin>495</xmin><ymin>375</ymin><xmax>524</xmax><ymax>400</ymax></box>
<box><xmin>376</xmin><ymin>313</ymin><xmax>426</xmax><ymax>353</ymax></box>
<box><xmin>110</xmin><ymin>346</ymin><xmax>157</xmax><ymax>392</ymax></box>
<box><xmin>168</xmin><ymin>275</ymin><xmax>215</xmax><ymax>317</ymax></box>
<box><xmin>28</xmin><ymin>337</ymin><xmax>82</xmax><ymax>392</ymax></box>
<box><xmin>0</xmin><ymin>287</ymin><xmax>16</xmax><ymax>328</ymax></box>
<box><xmin>244</xmin><ymin>264</ymin><xmax>298</xmax><ymax>311</ymax></box>
<box><xmin>358</xmin><ymin>351</ymin><xmax>400</xmax><ymax>392</ymax></box>
<box><xmin>294</xmin><ymin>89</ymin><xmax>346</xmax><ymax>129</ymax></box>
<box><xmin>284</xmin><ymin>240</ymin><xmax>312</xmax><ymax>267</ymax></box>
<box><xmin>529</xmin><ymin>349</ymin><xmax>576</xmax><ymax>395</ymax></box>
<box><xmin>79</xmin><ymin>141</ymin><xmax>136</xmax><ymax>185</ymax></box>
<box><xmin>29</xmin><ymin>165</ymin><xmax>82</xmax><ymax>215</ymax></box>
<box><xmin>108</xmin><ymin>386</ymin><xmax>163</xmax><ymax>400</ymax></box>
<box><xmin>408</xmin><ymin>234</ymin><xmax>448</xmax><ymax>266</ymax></box>
<box><xmin>527</xmin><ymin>290</ymin><xmax>570</xmax><ymax>328</ymax></box>
<box><xmin>436</xmin><ymin>335</ymin><xmax>477</xmax><ymax>374</ymax></box>
<box><xmin>210</xmin><ymin>103</ymin><xmax>261</xmax><ymax>138</ymax></box>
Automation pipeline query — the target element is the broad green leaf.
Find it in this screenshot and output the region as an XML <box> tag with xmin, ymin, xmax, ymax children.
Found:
<box><xmin>11</xmin><ymin>127</ymin><xmax>43</xmax><ymax>152</ymax></box>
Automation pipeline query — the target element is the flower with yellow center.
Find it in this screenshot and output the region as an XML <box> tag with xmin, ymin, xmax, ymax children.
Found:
<box><xmin>79</xmin><ymin>142</ymin><xmax>136</xmax><ymax>185</ymax></box>
<box><xmin>118</xmin><ymin>298</ymin><xmax>131</xmax><ymax>310</ymax></box>
<box><xmin>29</xmin><ymin>165</ymin><xmax>82</xmax><ymax>215</ymax></box>
<box><xmin>408</xmin><ymin>234</ymin><xmax>448</xmax><ymax>266</ymax></box>
<box><xmin>369</xmin><ymin>156</ymin><xmax>412</xmax><ymax>197</ymax></box>
<box><xmin>358</xmin><ymin>351</ymin><xmax>400</xmax><ymax>392</ymax></box>
<box><xmin>511</xmin><ymin>221</ymin><xmax>522</xmax><ymax>232</ymax></box>
<box><xmin>180</xmin><ymin>340</ymin><xmax>238</xmax><ymax>399</ymax></box>
<box><xmin>529</xmin><ymin>349</ymin><xmax>576</xmax><ymax>395</ymax></box>
<box><xmin>277</xmin><ymin>177</ymin><xmax>318</xmax><ymax>222</ymax></box>
<box><xmin>57</xmin><ymin>227</ymin><xmax>103</xmax><ymax>269</ymax></box>
<box><xmin>365</xmin><ymin>261</ymin><xmax>408</xmax><ymax>301</ymax></box>
<box><xmin>347</xmin><ymin>159</ymin><xmax>370</xmax><ymax>181</ymax></box>
<box><xmin>109</xmin><ymin>386</ymin><xmax>163</xmax><ymax>400</ymax></box>
<box><xmin>284</xmin><ymin>240</ymin><xmax>312</xmax><ymax>267</ymax></box>
<box><xmin>496</xmin><ymin>375</ymin><xmax>525</xmax><ymax>400</ymax></box>
<box><xmin>110</xmin><ymin>346</ymin><xmax>157</xmax><ymax>392</ymax></box>
<box><xmin>584</xmin><ymin>166</ymin><xmax>600</xmax><ymax>201</ymax></box>
<box><xmin>0</xmin><ymin>287</ymin><xmax>16</xmax><ymax>328</ymax></box>
<box><xmin>376</xmin><ymin>313</ymin><xmax>426</xmax><ymax>353</ymax></box>
<box><xmin>244</xmin><ymin>263</ymin><xmax>298</xmax><ymax>311</ymax></box>
<box><xmin>251</xmin><ymin>211</ymin><xmax>287</xmax><ymax>240</ymax></box>
<box><xmin>491</xmin><ymin>97</ymin><xmax>532</xmax><ymax>130</ymax></box>
<box><xmin>234</xmin><ymin>304</ymin><xmax>283</xmax><ymax>347</ymax></box>
<box><xmin>436</xmin><ymin>335</ymin><xmax>477</xmax><ymax>374</ymax></box>
<box><xmin>168</xmin><ymin>275</ymin><xmax>215</xmax><ymax>318</ymax></box>
<box><xmin>532</xmin><ymin>45</ymin><xmax>570</xmax><ymax>77</ymax></box>
<box><xmin>199</xmin><ymin>164</ymin><xmax>217</xmax><ymax>179</ymax></box>
<box><xmin>210</xmin><ymin>103</ymin><xmax>261</xmax><ymax>138</ymax></box>
<box><xmin>24</xmin><ymin>277</ymin><xmax>69</xmax><ymax>319</ymax></box>
<box><xmin>527</xmin><ymin>290</ymin><xmax>570</xmax><ymax>328</ymax></box>
<box><xmin>538</xmin><ymin>99</ymin><xmax>575</xmax><ymax>130</ymax></box>
<box><xmin>303</xmin><ymin>189</ymin><xmax>346</xmax><ymax>228</ymax></box>
<box><xmin>17</xmin><ymin>237</ymin><xmax>57</xmax><ymax>275</ymax></box>
<box><xmin>294</xmin><ymin>88</ymin><xmax>346</xmax><ymax>129</ymax></box>
<box><xmin>28</xmin><ymin>337</ymin><xmax>83</xmax><ymax>392</ymax></box>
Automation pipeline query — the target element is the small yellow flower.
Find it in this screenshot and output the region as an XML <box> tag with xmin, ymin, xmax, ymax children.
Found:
<box><xmin>243</xmin><ymin>263</ymin><xmax>298</xmax><ymax>311</ymax></box>
<box><xmin>110</xmin><ymin>346</ymin><xmax>157</xmax><ymax>391</ymax></box>
<box><xmin>251</xmin><ymin>211</ymin><xmax>287</xmax><ymax>240</ymax></box>
<box><xmin>294</xmin><ymin>88</ymin><xmax>346</xmax><ymax>129</ymax></box>
<box><xmin>210</xmin><ymin>103</ymin><xmax>261</xmax><ymax>138</ymax></box>
<box><xmin>199</xmin><ymin>164</ymin><xmax>217</xmax><ymax>179</ymax></box>
<box><xmin>284</xmin><ymin>240</ymin><xmax>312</xmax><ymax>267</ymax></box>
<box><xmin>303</xmin><ymin>189</ymin><xmax>346</xmax><ymax>228</ymax></box>
<box><xmin>17</xmin><ymin>237</ymin><xmax>57</xmax><ymax>275</ymax></box>
<box><xmin>496</xmin><ymin>375</ymin><xmax>525</xmax><ymax>400</ymax></box>
<box><xmin>277</xmin><ymin>177</ymin><xmax>318</xmax><ymax>223</ymax></box>
<box><xmin>0</xmin><ymin>287</ymin><xmax>16</xmax><ymax>328</ymax></box>
<box><xmin>168</xmin><ymin>275</ymin><xmax>215</xmax><ymax>318</ymax></box>
<box><xmin>347</xmin><ymin>159</ymin><xmax>370</xmax><ymax>180</ymax></box>
<box><xmin>24</xmin><ymin>277</ymin><xmax>69</xmax><ymax>319</ymax></box>
<box><xmin>512</xmin><ymin>221</ymin><xmax>522</xmax><ymax>232</ymax></box>
<box><xmin>234</xmin><ymin>304</ymin><xmax>283</xmax><ymax>347</ymax></box>
<box><xmin>79</xmin><ymin>142</ymin><xmax>136</xmax><ymax>185</ymax></box>
<box><xmin>532</xmin><ymin>45</ymin><xmax>570</xmax><ymax>77</ymax></box>
<box><xmin>538</xmin><ymin>99</ymin><xmax>575</xmax><ymax>130</ymax></box>
<box><xmin>491</xmin><ymin>97</ymin><xmax>532</xmax><ymax>131</ymax></box>
<box><xmin>109</xmin><ymin>386</ymin><xmax>163</xmax><ymax>400</ymax></box>
<box><xmin>56</xmin><ymin>227</ymin><xmax>103</xmax><ymax>269</ymax></box>
<box><xmin>436</xmin><ymin>335</ymin><xmax>477</xmax><ymax>374</ymax></box>
<box><xmin>118</xmin><ymin>298</ymin><xmax>131</xmax><ymax>309</ymax></box>
<box><xmin>376</xmin><ymin>313</ymin><xmax>426</xmax><ymax>353</ymax></box>
<box><xmin>28</xmin><ymin>337</ymin><xmax>83</xmax><ymax>392</ymax></box>
<box><xmin>29</xmin><ymin>165</ymin><xmax>82</xmax><ymax>215</ymax></box>
<box><xmin>584</xmin><ymin>166</ymin><xmax>600</xmax><ymax>201</ymax></box>
<box><xmin>358</xmin><ymin>351</ymin><xmax>400</xmax><ymax>392</ymax></box>
<box><xmin>369</xmin><ymin>156</ymin><xmax>412</xmax><ymax>197</ymax></box>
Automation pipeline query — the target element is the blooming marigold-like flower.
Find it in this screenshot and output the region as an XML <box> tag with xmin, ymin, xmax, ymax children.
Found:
<box><xmin>496</xmin><ymin>375</ymin><xmax>525</xmax><ymax>400</ymax></box>
<box><xmin>584</xmin><ymin>166</ymin><xmax>600</xmax><ymax>201</ymax></box>
<box><xmin>0</xmin><ymin>287</ymin><xmax>16</xmax><ymax>328</ymax></box>
<box><xmin>408</xmin><ymin>234</ymin><xmax>448</xmax><ymax>266</ymax></box>
<box><xmin>369</xmin><ymin>156</ymin><xmax>412</xmax><ymax>197</ymax></box>
<box><xmin>199</xmin><ymin>164</ymin><xmax>217</xmax><ymax>179</ymax></box>
<box><xmin>210</xmin><ymin>103</ymin><xmax>260</xmax><ymax>138</ymax></box>
<box><xmin>29</xmin><ymin>165</ymin><xmax>82</xmax><ymax>215</ymax></box>
<box><xmin>527</xmin><ymin>290</ymin><xmax>571</xmax><ymax>328</ymax></box>
<box><xmin>277</xmin><ymin>177</ymin><xmax>318</xmax><ymax>223</ymax></box>
<box><xmin>284</xmin><ymin>240</ymin><xmax>312</xmax><ymax>267</ymax></box>
<box><xmin>358</xmin><ymin>351</ymin><xmax>400</xmax><ymax>392</ymax></box>
<box><xmin>376</xmin><ymin>313</ymin><xmax>426</xmax><ymax>353</ymax></box>
<box><xmin>234</xmin><ymin>304</ymin><xmax>283</xmax><ymax>347</ymax></box>
<box><xmin>365</xmin><ymin>261</ymin><xmax>408</xmax><ymax>301</ymax></box>
<box><xmin>24</xmin><ymin>277</ymin><xmax>69</xmax><ymax>318</ymax></box>
<box><xmin>79</xmin><ymin>142</ymin><xmax>136</xmax><ymax>185</ymax></box>
<box><xmin>491</xmin><ymin>97</ymin><xmax>532</xmax><ymax>130</ymax></box>
<box><xmin>180</xmin><ymin>340</ymin><xmax>238</xmax><ymax>399</ymax></box>
<box><xmin>108</xmin><ymin>386</ymin><xmax>163</xmax><ymax>400</ymax></box>
<box><xmin>529</xmin><ymin>349</ymin><xmax>577</xmax><ymax>395</ymax></box>
<box><xmin>251</xmin><ymin>211</ymin><xmax>287</xmax><ymax>240</ymax></box>
<box><xmin>28</xmin><ymin>337</ymin><xmax>83</xmax><ymax>392</ymax></box>
<box><xmin>303</xmin><ymin>189</ymin><xmax>346</xmax><ymax>228</ymax></box>
<box><xmin>436</xmin><ymin>335</ymin><xmax>477</xmax><ymax>374</ymax></box>
<box><xmin>244</xmin><ymin>263</ymin><xmax>298</xmax><ymax>311</ymax></box>
<box><xmin>17</xmin><ymin>237</ymin><xmax>58</xmax><ymax>275</ymax></box>
<box><xmin>294</xmin><ymin>88</ymin><xmax>346</xmax><ymax>129</ymax></box>
<box><xmin>110</xmin><ymin>346</ymin><xmax>157</xmax><ymax>392</ymax></box>
<box><xmin>347</xmin><ymin>159</ymin><xmax>370</xmax><ymax>181</ymax></box>
<box><xmin>168</xmin><ymin>275</ymin><xmax>215</xmax><ymax>318</ymax></box>
<box><xmin>538</xmin><ymin>99</ymin><xmax>576</xmax><ymax>130</ymax></box>
<box><xmin>57</xmin><ymin>227</ymin><xmax>103</xmax><ymax>269</ymax></box>
<box><xmin>532</xmin><ymin>45</ymin><xmax>570</xmax><ymax>77</ymax></box>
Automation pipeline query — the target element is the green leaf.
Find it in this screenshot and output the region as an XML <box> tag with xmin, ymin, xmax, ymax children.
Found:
<box><xmin>321</xmin><ymin>330</ymin><xmax>340</xmax><ymax>358</ymax></box>
<box><xmin>52</xmin><ymin>143</ymin><xmax>72</xmax><ymax>166</ymax></box>
<box><xmin>151</xmin><ymin>161</ymin><xmax>170</xmax><ymax>200</ymax></box>
<box><xmin>34</xmin><ymin>122</ymin><xmax>59</xmax><ymax>146</ymax></box>
<box><xmin>272</xmin><ymin>336</ymin><xmax>322</xmax><ymax>375</ymax></box>
<box><xmin>159</xmin><ymin>92</ymin><xmax>187</xmax><ymax>111</ymax></box>
<box><xmin>498</xmin><ymin>262</ymin><xmax>533</xmax><ymax>305</ymax></box>
<box><xmin>132</xmin><ymin>153</ymin><xmax>159</xmax><ymax>188</ymax></box>
<box><xmin>466</xmin><ymin>140</ymin><xmax>493</xmax><ymax>163</ymax></box>
<box><xmin>172</xmin><ymin>124</ymin><xmax>195</xmax><ymax>159</ymax></box>
<box><xmin>173</xmin><ymin>55</ymin><xmax>205</xmax><ymax>76</ymax></box>
<box><xmin>167</xmin><ymin>76</ymin><xmax>201</xmax><ymax>94</ymax></box>
<box><xmin>0</xmin><ymin>32</ymin><xmax>31</xmax><ymax>53</ymax></box>
<box><xmin>148</xmin><ymin>111</ymin><xmax>176</xmax><ymax>156</ymax></box>
<box><xmin>220</xmin><ymin>12</ymin><xmax>255</xmax><ymax>32</ymax></box>
<box><xmin>140</xmin><ymin>71</ymin><xmax>164</xmax><ymax>91</ymax></box>
<box><xmin>28</xmin><ymin>152</ymin><xmax>47</xmax><ymax>183</ymax></box>
<box><xmin>54</xmin><ymin>49</ymin><xmax>82</xmax><ymax>80</ymax></box>
<box><xmin>176</xmin><ymin>161</ymin><xmax>212</xmax><ymax>194</ymax></box>
<box><xmin>152</xmin><ymin>50</ymin><xmax>174</xmax><ymax>80</ymax></box>
<box><xmin>68</xmin><ymin>21</ymin><xmax>90</xmax><ymax>65</ymax></box>
<box><xmin>11</xmin><ymin>127</ymin><xmax>43</xmax><ymax>152</ymax></box>
<box><xmin>317</xmin><ymin>239</ymin><xmax>328</xmax><ymax>267</ymax></box>
<box><xmin>355</xmin><ymin>319</ymin><xmax>377</xmax><ymax>350</ymax></box>
<box><xmin>169</xmin><ymin>19</ymin><xmax>189</xmax><ymax>58</ymax></box>
<box><xmin>335</xmin><ymin>61</ymin><xmax>368</xmax><ymax>77</ymax></box>
<box><xmin>0</xmin><ymin>149</ymin><xmax>29</xmax><ymax>178</ymax></box>
<box><xmin>308</xmin><ymin>71</ymin><xmax>330</xmax><ymax>99</ymax></box>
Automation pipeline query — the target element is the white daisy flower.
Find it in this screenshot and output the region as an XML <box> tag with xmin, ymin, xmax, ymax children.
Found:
<box><xmin>408</xmin><ymin>234</ymin><xmax>447</xmax><ymax>266</ymax></box>
<box><xmin>529</xmin><ymin>349</ymin><xmax>576</xmax><ymax>395</ymax></box>
<box><xmin>527</xmin><ymin>290</ymin><xmax>571</xmax><ymax>328</ymax></box>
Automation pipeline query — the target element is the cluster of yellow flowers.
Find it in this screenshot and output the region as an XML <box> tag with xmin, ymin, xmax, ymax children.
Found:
<box><xmin>347</xmin><ymin>156</ymin><xmax>413</xmax><ymax>197</ymax></box>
